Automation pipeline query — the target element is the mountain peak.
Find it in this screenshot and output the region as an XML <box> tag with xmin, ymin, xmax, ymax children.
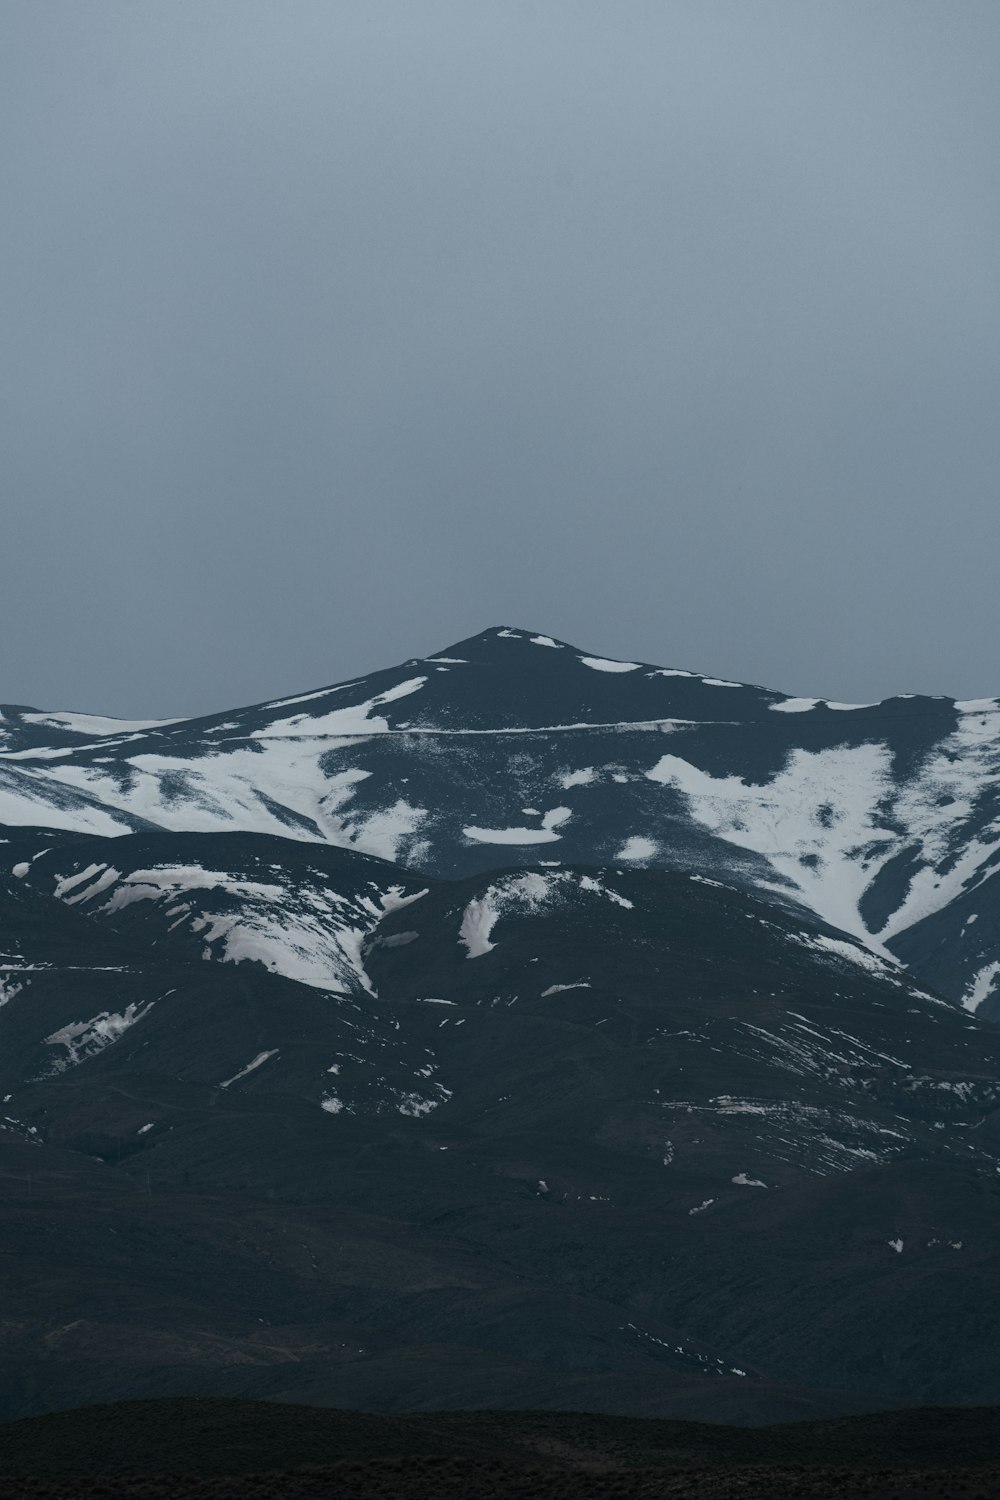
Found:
<box><xmin>429</xmin><ymin>625</ymin><xmax>578</xmax><ymax>655</ymax></box>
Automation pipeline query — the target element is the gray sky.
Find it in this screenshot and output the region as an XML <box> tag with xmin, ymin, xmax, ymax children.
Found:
<box><xmin>3</xmin><ymin>1</ymin><xmax>1000</xmax><ymax>716</ymax></box>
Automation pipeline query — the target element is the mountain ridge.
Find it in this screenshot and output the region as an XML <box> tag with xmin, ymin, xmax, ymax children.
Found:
<box><xmin>3</xmin><ymin>625</ymin><xmax>1000</xmax><ymax>1015</ymax></box>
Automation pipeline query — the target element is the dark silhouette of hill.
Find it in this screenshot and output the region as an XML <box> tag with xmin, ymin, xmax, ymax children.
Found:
<box><xmin>2</xmin><ymin>1397</ymin><xmax>1000</xmax><ymax>1498</ymax></box>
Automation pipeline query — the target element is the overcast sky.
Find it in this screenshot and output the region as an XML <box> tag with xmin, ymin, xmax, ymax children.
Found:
<box><xmin>3</xmin><ymin>2</ymin><xmax>999</xmax><ymax>715</ymax></box>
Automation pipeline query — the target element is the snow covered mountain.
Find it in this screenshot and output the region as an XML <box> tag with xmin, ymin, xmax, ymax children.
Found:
<box><xmin>3</xmin><ymin>625</ymin><xmax>1000</xmax><ymax>1015</ymax></box>
<box><xmin>5</xmin><ymin>629</ymin><xmax>1000</xmax><ymax>1423</ymax></box>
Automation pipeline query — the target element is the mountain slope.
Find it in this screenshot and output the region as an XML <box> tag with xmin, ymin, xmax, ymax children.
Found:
<box><xmin>3</xmin><ymin>836</ymin><xmax>1000</xmax><ymax>1418</ymax></box>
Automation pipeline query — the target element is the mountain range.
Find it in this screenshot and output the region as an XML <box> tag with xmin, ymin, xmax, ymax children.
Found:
<box><xmin>3</xmin><ymin>626</ymin><xmax>1000</xmax><ymax>1422</ymax></box>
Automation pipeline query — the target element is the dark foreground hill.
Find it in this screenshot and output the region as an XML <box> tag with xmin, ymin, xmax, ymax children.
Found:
<box><xmin>3</xmin><ymin>843</ymin><xmax>1000</xmax><ymax>1421</ymax></box>
<box><xmin>2</xmin><ymin>1397</ymin><xmax>1000</xmax><ymax>1499</ymax></box>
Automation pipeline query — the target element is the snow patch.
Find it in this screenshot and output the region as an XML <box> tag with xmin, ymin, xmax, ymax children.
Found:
<box><xmin>53</xmin><ymin>863</ymin><xmax>110</xmax><ymax>898</ymax></box>
<box><xmin>0</xmin><ymin>774</ymin><xmax>135</xmax><ymax>838</ymax></box>
<box><xmin>21</xmin><ymin>711</ymin><xmax>181</xmax><ymax>736</ymax></box>
<box><xmin>646</xmin><ymin>745</ymin><xmax>896</xmax><ymax>949</ymax></box>
<box><xmin>578</xmin><ymin>655</ymin><xmax>641</xmax><ymax>673</ymax></box>
<box><xmin>1</xmin><ymin>747</ymin><xmax>76</xmax><ymax>761</ymax></box>
<box><xmin>795</xmin><ymin>932</ymin><xmax>901</xmax><ymax>981</ymax></box>
<box><xmin>0</xmin><ymin>975</ymin><xmax>24</xmax><ymax>1008</ymax></box>
<box><xmin>61</xmin><ymin>866</ymin><xmax>121</xmax><ymax>905</ymax></box>
<box><xmin>962</xmin><ymin>961</ymin><xmax>1000</xmax><ymax>1014</ymax></box>
<box><xmin>103</xmin><ymin>867</ymin><xmax>285</xmax><ymax>911</ymax></box>
<box><xmin>464</xmin><ymin>824</ymin><xmax>561</xmax><ymax>845</ymax></box>
<box><xmin>45</xmin><ymin>1000</ymin><xmax>153</xmax><ymax>1069</ymax></box>
<box><xmin>264</xmin><ymin>683</ymin><xmax>358</xmax><ymax>710</ymax></box>
<box><xmin>459</xmin><ymin>872</ymin><xmax>563</xmax><ymax>958</ymax></box>
<box><xmin>398</xmin><ymin>1093</ymin><xmax>442</xmax><ymax>1117</ymax></box>
<box><xmin>559</xmin><ymin>767</ymin><xmax>595</xmax><ymax>788</ymax></box>
<box><xmin>380</xmin><ymin>885</ymin><xmax>429</xmax><ymax>914</ymax></box>
<box><xmin>616</xmin><ymin>835</ymin><xmax>658</xmax><ymax>862</ymax></box>
<box><xmin>579</xmin><ymin>874</ymin><xmax>634</xmax><ymax>909</ymax></box>
<box><xmin>955</xmin><ymin>696</ymin><xmax>999</xmax><ymax>712</ymax></box>
<box><xmin>220</xmin><ymin>1050</ymin><xmax>278</xmax><ymax>1088</ymax></box>
<box><xmin>251</xmin><ymin>677</ymin><xmax>427</xmax><ymax>739</ymax></box>
<box><xmin>773</xmin><ymin>693</ymin><xmax>869</xmax><ymax>711</ymax></box>
<box><xmin>66</xmin><ymin>861</ymin><xmax>396</xmax><ymax>995</ymax></box>
<box><xmin>459</xmin><ymin>896</ymin><xmax>501</xmax><ymax>958</ymax></box>
<box><xmin>770</xmin><ymin>698</ymin><xmax>820</xmax><ymax>714</ymax></box>
<box><xmin>348</xmin><ymin>800</ymin><xmax>428</xmax><ymax>862</ymax></box>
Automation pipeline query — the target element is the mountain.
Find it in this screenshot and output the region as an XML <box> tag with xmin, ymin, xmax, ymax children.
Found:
<box><xmin>3</xmin><ymin>628</ymin><xmax>1000</xmax><ymax>1423</ymax></box>
<box><xmin>3</xmin><ymin>626</ymin><xmax>1000</xmax><ymax>1015</ymax></box>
